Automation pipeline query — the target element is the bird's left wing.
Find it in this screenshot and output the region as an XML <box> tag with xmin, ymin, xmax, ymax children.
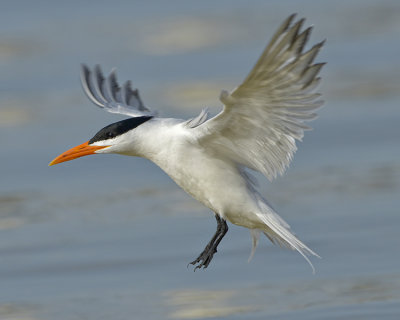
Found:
<box><xmin>80</xmin><ymin>64</ymin><xmax>156</xmax><ymax>117</ymax></box>
<box><xmin>190</xmin><ymin>14</ymin><xmax>325</xmax><ymax>181</ymax></box>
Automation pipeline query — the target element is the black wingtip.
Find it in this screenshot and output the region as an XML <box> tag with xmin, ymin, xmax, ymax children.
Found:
<box><xmin>295</xmin><ymin>26</ymin><xmax>313</xmax><ymax>54</ymax></box>
<box><xmin>80</xmin><ymin>63</ymin><xmax>89</xmax><ymax>72</ymax></box>
<box><xmin>288</xmin><ymin>13</ymin><xmax>297</xmax><ymax>23</ymax></box>
<box><xmin>107</xmin><ymin>68</ymin><xmax>120</xmax><ymax>102</ymax></box>
<box><xmin>79</xmin><ymin>64</ymin><xmax>107</xmax><ymax>107</ymax></box>
<box><xmin>93</xmin><ymin>65</ymin><xmax>106</xmax><ymax>92</ymax></box>
<box><xmin>283</xmin><ymin>13</ymin><xmax>297</xmax><ymax>32</ymax></box>
<box><xmin>80</xmin><ymin>63</ymin><xmax>90</xmax><ymax>83</ymax></box>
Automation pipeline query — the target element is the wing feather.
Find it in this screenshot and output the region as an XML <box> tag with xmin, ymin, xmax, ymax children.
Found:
<box><xmin>192</xmin><ymin>15</ymin><xmax>325</xmax><ymax>180</ymax></box>
<box><xmin>80</xmin><ymin>64</ymin><xmax>156</xmax><ymax>117</ymax></box>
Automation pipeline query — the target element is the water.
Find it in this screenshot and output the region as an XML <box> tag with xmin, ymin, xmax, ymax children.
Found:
<box><xmin>1</xmin><ymin>0</ymin><xmax>400</xmax><ymax>319</ymax></box>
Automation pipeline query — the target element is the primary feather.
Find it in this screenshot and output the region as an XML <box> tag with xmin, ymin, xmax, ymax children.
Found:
<box><xmin>193</xmin><ymin>13</ymin><xmax>325</xmax><ymax>181</ymax></box>
<box><xmin>80</xmin><ymin>64</ymin><xmax>156</xmax><ymax>117</ymax></box>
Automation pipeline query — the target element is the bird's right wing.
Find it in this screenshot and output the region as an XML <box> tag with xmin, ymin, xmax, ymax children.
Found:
<box><xmin>190</xmin><ymin>14</ymin><xmax>325</xmax><ymax>181</ymax></box>
<box><xmin>80</xmin><ymin>64</ymin><xmax>156</xmax><ymax>117</ymax></box>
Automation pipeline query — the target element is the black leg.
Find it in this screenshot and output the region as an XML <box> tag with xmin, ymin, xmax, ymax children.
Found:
<box><xmin>189</xmin><ymin>214</ymin><xmax>228</xmax><ymax>270</ymax></box>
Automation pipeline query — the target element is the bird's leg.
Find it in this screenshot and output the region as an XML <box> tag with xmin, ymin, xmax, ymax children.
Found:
<box><xmin>189</xmin><ymin>214</ymin><xmax>228</xmax><ymax>270</ymax></box>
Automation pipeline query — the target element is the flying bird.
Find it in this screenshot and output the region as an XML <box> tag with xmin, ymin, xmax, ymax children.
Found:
<box><xmin>50</xmin><ymin>14</ymin><xmax>325</xmax><ymax>272</ymax></box>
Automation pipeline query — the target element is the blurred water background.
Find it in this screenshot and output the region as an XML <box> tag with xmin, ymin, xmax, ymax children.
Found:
<box><xmin>1</xmin><ymin>0</ymin><xmax>400</xmax><ymax>319</ymax></box>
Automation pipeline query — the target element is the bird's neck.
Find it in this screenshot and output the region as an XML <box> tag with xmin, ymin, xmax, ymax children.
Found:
<box><xmin>124</xmin><ymin>118</ymin><xmax>185</xmax><ymax>163</ymax></box>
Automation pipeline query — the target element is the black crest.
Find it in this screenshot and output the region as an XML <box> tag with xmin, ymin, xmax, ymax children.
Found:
<box><xmin>89</xmin><ymin>116</ymin><xmax>152</xmax><ymax>144</ymax></box>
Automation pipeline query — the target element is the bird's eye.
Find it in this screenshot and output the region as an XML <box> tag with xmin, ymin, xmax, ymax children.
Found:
<box><xmin>107</xmin><ymin>132</ymin><xmax>114</xmax><ymax>139</ymax></box>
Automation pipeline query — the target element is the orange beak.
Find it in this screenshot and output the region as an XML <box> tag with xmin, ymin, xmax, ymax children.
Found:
<box><xmin>49</xmin><ymin>141</ymin><xmax>109</xmax><ymax>166</ymax></box>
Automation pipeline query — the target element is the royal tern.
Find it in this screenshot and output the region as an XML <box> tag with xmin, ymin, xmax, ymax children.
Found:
<box><xmin>50</xmin><ymin>14</ymin><xmax>325</xmax><ymax>272</ymax></box>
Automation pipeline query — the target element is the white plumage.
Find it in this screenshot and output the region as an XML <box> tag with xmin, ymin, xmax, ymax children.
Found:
<box><xmin>52</xmin><ymin>14</ymin><xmax>325</xmax><ymax>272</ymax></box>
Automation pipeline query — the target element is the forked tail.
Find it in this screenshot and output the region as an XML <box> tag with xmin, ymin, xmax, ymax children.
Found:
<box><xmin>250</xmin><ymin>194</ymin><xmax>320</xmax><ymax>273</ymax></box>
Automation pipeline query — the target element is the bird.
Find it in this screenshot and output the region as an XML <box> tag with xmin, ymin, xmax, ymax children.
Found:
<box><xmin>49</xmin><ymin>14</ymin><xmax>325</xmax><ymax>272</ymax></box>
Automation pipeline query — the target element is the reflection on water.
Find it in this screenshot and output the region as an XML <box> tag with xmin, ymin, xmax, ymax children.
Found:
<box><xmin>0</xmin><ymin>303</ymin><xmax>40</xmax><ymax>320</ymax></box>
<box><xmin>137</xmin><ymin>17</ymin><xmax>242</xmax><ymax>56</ymax></box>
<box><xmin>161</xmin><ymin>80</ymin><xmax>232</xmax><ymax>112</ymax></box>
<box><xmin>164</xmin><ymin>274</ymin><xmax>400</xmax><ymax>319</ymax></box>
<box><xmin>0</xmin><ymin>194</ymin><xmax>37</xmax><ymax>230</ymax></box>
<box><xmin>0</xmin><ymin>106</ymin><xmax>31</xmax><ymax>127</ymax></box>
<box><xmin>1</xmin><ymin>0</ymin><xmax>400</xmax><ymax>319</ymax></box>
<box><xmin>165</xmin><ymin>289</ymin><xmax>256</xmax><ymax>319</ymax></box>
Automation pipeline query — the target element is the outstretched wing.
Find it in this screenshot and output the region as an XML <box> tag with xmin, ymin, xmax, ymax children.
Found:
<box><xmin>80</xmin><ymin>64</ymin><xmax>156</xmax><ymax>117</ymax></box>
<box><xmin>191</xmin><ymin>14</ymin><xmax>325</xmax><ymax>181</ymax></box>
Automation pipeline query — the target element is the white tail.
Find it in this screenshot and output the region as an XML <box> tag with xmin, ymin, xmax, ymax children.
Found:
<box><xmin>250</xmin><ymin>194</ymin><xmax>320</xmax><ymax>273</ymax></box>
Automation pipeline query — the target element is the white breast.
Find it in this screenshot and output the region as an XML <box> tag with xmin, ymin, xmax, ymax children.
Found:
<box><xmin>138</xmin><ymin>119</ymin><xmax>260</xmax><ymax>226</ymax></box>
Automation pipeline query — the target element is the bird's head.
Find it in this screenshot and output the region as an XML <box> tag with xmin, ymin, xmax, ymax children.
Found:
<box><xmin>49</xmin><ymin>116</ymin><xmax>152</xmax><ymax>166</ymax></box>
